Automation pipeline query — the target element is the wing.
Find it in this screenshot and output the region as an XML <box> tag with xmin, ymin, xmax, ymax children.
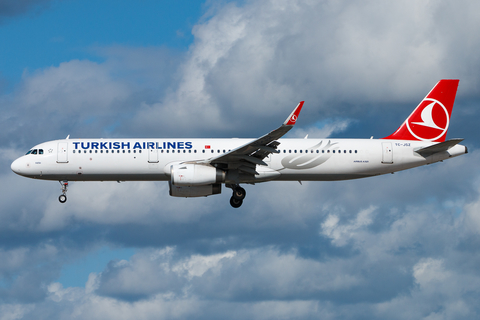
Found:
<box><xmin>198</xmin><ymin>101</ymin><xmax>304</xmax><ymax>177</ymax></box>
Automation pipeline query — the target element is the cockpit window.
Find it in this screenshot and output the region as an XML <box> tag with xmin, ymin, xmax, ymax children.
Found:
<box><xmin>25</xmin><ymin>148</ymin><xmax>44</xmax><ymax>155</ymax></box>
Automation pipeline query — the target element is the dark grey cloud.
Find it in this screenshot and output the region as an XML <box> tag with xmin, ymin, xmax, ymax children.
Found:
<box><xmin>0</xmin><ymin>0</ymin><xmax>53</xmax><ymax>23</ymax></box>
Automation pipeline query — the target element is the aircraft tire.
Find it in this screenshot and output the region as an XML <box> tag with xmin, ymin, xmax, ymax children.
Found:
<box><xmin>59</xmin><ymin>194</ymin><xmax>67</xmax><ymax>203</ymax></box>
<box><xmin>232</xmin><ymin>187</ymin><xmax>246</xmax><ymax>200</ymax></box>
<box><xmin>230</xmin><ymin>197</ymin><xmax>243</xmax><ymax>208</ymax></box>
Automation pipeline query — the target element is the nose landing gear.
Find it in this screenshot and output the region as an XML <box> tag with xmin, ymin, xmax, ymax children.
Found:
<box><xmin>59</xmin><ymin>180</ymin><xmax>68</xmax><ymax>203</ymax></box>
<box><xmin>228</xmin><ymin>185</ymin><xmax>246</xmax><ymax>208</ymax></box>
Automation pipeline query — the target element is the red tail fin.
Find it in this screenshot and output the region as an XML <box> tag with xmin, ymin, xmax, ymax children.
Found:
<box><xmin>383</xmin><ymin>79</ymin><xmax>459</xmax><ymax>142</ymax></box>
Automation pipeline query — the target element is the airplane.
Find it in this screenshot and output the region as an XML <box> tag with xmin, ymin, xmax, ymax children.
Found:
<box><xmin>11</xmin><ymin>79</ymin><xmax>467</xmax><ymax>208</ymax></box>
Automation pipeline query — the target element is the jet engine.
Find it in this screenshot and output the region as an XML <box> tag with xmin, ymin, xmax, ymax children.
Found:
<box><xmin>169</xmin><ymin>182</ymin><xmax>222</xmax><ymax>197</ymax></box>
<box><xmin>170</xmin><ymin>163</ymin><xmax>225</xmax><ymax>187</ymax></box>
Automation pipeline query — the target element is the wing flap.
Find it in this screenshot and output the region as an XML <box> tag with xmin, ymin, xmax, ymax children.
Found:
<box><xmin>238</xmin><ymin>165</ymin><xmax>259</xmax><ymax>175</ymax></box>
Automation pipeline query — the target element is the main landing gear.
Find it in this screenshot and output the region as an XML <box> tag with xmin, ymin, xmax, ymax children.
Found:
<box><xmin>59</xmin><ymin>180</ymin><xmax>68</xmax><ymax>203</ymax></box>
<box><xmin>228</xmin><ymin>185</ymin><xmax>246</xmax><ymax>208</ymax></box>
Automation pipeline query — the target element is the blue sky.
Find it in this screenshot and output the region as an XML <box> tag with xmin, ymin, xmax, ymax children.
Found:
<box><xmin>2</xmin><ymin>0</ymin><xmax>480</xmax><ymax>319</ymax></box>
<box><xmin>0</xmin><ymin>0</ymin><xmax>202</xmax><ymax>86</ymax></box>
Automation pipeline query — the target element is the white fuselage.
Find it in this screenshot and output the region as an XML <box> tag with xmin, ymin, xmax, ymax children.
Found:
<box><xmin>10</xmin><ymin>138</ymin><xmax>467</xmax><ymax>183</ymax></box>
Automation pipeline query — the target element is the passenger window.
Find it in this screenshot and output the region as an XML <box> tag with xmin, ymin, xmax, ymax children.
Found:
<box><xmin>202</xmin><ymin>150</ymin><xmax>205</xmax><ymax>153</ymax></box>
<box><xmin>194</xmin><ymin>150</ymin><xmax>197</xmax><ymax>153</ymax></box>
<box><xmin>73</xmin><ymin>150</ymin><xmax>75</xmax><ymax>153</ymax></box>
<box><xmin>355</xmin><ymin>150</ymin><xmax>357</xmax><ymax>153</ymax></box>
<box><xmin>294</xmin><ymin>150</ymin><xmax>297</xmax><ymax>153</ymax></box>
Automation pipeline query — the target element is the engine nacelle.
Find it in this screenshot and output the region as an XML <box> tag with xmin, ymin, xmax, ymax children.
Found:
<box><xmin>169</xmin><ymin>182</ymin><xmax>222</xmax><ymax>198</ymax></box>
<box><xmin>170</xmin><ymin>163</ymin><xmax>225</xmax><ymax>187</ymax></box>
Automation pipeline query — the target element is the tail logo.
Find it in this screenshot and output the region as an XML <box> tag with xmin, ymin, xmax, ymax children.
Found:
<box><xmin>406</xmin><ymin>98</ymin><xmax>449</xmax><ymax>141</ymax></box>
<box><xmin>290</xmin><ymin>114</ymin><xmax>298</xmax><ymax>123</ymax></box>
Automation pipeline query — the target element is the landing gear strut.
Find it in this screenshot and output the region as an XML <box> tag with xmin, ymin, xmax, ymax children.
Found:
<box><xmin>228</xmin><ymin>185</ymin><xmax>246</xmax><ymax>208</ymax></box>
<box><xmin>59</xmin><ymin>180</ymin><xmax>68</xmax><ymax>203</ymax></box>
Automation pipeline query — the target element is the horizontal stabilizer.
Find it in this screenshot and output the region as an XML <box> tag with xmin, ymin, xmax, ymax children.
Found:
<box><xmin>415</xmin><ymin>138</ymin><xmax>464</xmax><ymax>157</ymax></box>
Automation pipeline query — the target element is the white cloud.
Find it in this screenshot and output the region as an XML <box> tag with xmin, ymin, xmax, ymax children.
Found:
<box><xmin>129</xmin><ymin>0</ymin><xmax>480</xmax><ymax>136</ymax></box>
<box><xmin>413</xmin><ymin>258</ymin><xmax>449</xmax><ymax>287</ymax></box>
<box><xmin>0</xmin><ymin>304</ymin><xmax>34</xmax><ymax>320</ymax></box>
<box><xmin>321</xmin><ymin>206</ymin><xmax>377</xmax><ymax>247</ymax></box>
<box><xmin>289</xmin><ymin>120</ymin><xmax>352</xmax><ymax>139</ymax></box>
<box><xmin>173</xmin><ymin>250</ymin><xmax>237</xmax><ymax>279</ymax></box>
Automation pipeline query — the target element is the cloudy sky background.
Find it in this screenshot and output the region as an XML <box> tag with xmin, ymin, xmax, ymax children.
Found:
<box><xmin>1</xmin><ymin>0</ymin><xmax>480</xmax><ymax>319</ymax></box>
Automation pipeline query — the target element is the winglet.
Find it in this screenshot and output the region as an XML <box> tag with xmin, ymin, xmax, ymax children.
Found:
<box><xmin>284</xmin><ymin>101</ymin><xmax>304</xmax><ymax>126</ymax></box>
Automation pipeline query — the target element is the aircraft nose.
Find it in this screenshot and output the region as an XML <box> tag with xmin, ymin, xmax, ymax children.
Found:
<box><xmin>11</xmin><ymin>158</ymin><xmax>23</xmax><ymax>175</ymax></box>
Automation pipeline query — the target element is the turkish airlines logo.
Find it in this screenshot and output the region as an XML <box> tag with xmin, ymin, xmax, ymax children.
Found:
<box><xmin>290</xmin><ymin>114</ymin><xmax>297</xmax><ymax>123</ymax></box>
<box><xmin>406</xmin><ymin>98</ymin><xmax>449</xmax><ymax>141</ymax></box>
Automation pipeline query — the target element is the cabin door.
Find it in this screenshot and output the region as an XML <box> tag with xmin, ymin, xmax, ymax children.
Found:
<box><xmin>57</xmin><ymin>142</ymin><xmax>68</xmax><ymax>163</ymax></box>
<box><xmin>381</xmin><ymin>142</ymin><xmax>393</xmax><ymax>164</ymax></box>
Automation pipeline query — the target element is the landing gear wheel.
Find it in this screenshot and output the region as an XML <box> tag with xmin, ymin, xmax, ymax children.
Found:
<box><xmin>58</xmin><ymin>180</ymin><xmax>69</xmax><ymax>204</ymax></box>
<box><xmin>232</xmin><ymin>187</ymin><xmax>246</xmax><ymax>200</ymax></box>
<box><xmin>230</xmin><ymin>197</ymin><xmax>243</xmax><ymax>208</ymax></box>
<box><xmin>59</xmin><ymin>194</ymin><xmax>67</xmax><ymax>203</ymax></box>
